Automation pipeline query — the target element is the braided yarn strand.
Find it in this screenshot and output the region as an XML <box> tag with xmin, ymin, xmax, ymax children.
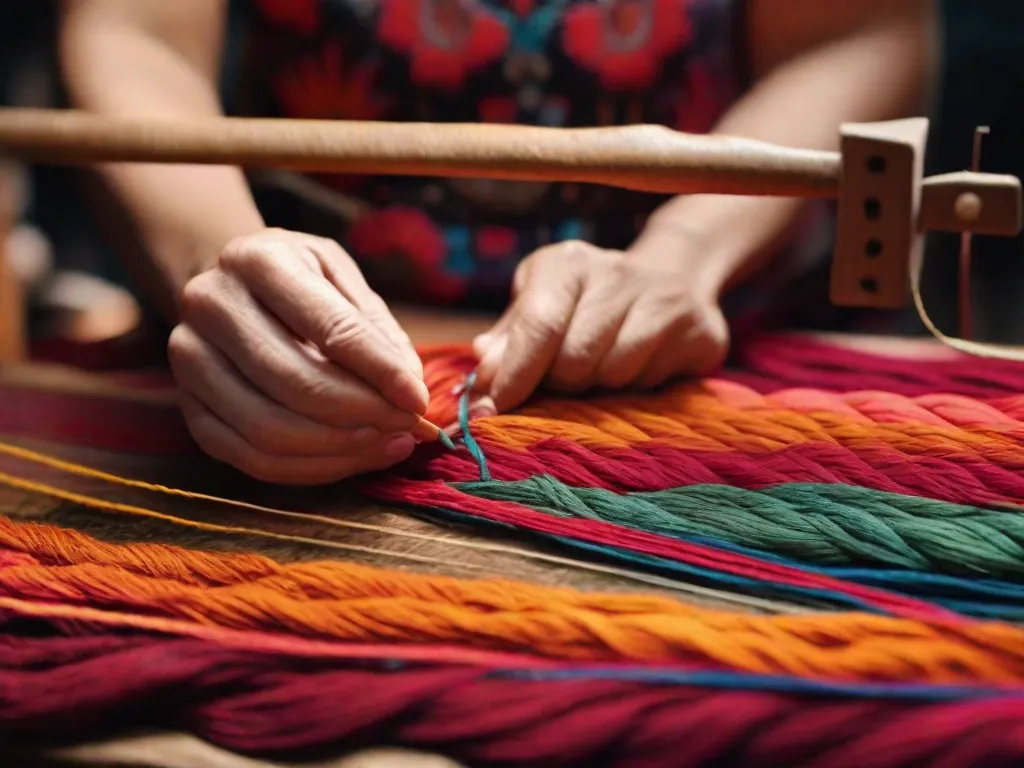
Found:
<box><xmin>454</xmin><ymin>477</ymin><xmax>1024</xmax><ymax>578</ymax></box>
<box><xmin>6</xmin><ymin>634</ymin><xmax>1024</xmax><ymax>768</ymax></box>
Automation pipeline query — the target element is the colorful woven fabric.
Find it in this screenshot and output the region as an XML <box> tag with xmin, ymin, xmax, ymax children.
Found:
<box><xmin>5</xmin><ymin>333</ymin><xmax>1024</xmax><ymax>765</ymax></box>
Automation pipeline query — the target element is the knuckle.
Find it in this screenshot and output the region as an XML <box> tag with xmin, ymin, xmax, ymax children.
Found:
<box><xmin>166</xmin><ymin>324</ymin><xmax>202</xmax><ymax>372</ymax></box>
<box><xmin>291</xmin><ymin>371</ymin><xmax>346</xmax><ymax>415</ymax></box>
<box><xmin>317</xmin><ymin>311</ymin><xmax>367</xmax><ymax>357</ymax></box>
<box><xmin>220</xmin><ymin>237</ymin><xmax>287</xmax><ymax>274</ymax></box>
<box><xmin>178</xmin><ymin>272</ymin><xmax>222</xmax><ymax>321</ymax></box>
<box><xmin>519</xmin><ymin>304</ymin><xmax>564</xmax><ymax>340</ymax></box>
<box><xmin>556</xmin><ymin>239</ymin><xmax>601</xmax><ymax>269</ymax></box>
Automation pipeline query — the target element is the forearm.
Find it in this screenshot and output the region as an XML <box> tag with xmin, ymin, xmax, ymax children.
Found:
<box><xmin>636</xmin><ymin>1</ymin><xmax>937</xmax><ymax>297</ymax></box>
<box><xmin>60</xmin><ymin>3</ymin><xmax>264</xmax><ymax>321</ymax></box>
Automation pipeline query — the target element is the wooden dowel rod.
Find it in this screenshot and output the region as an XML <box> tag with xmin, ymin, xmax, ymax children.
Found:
<box><xmin>0</xmin><ymin>108</ymin><xmax>842</xmax><ymax>198</ymax></box>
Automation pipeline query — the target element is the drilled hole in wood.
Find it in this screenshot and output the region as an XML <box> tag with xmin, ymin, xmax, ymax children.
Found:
<box><xmin>865</xmin><ymin>239</ymin><xmax>883</xmax><ymax>257</ymax></box>
<box><xmin>867</xmin><ymin>156</ymin><xmax>887</xmax><ymax>174</ymax></box>
<box><xmin>863</xmin><ymin>198</ymin><xmax>882</xmax><ymax>220</ymax></box>
<box><xmin>860</xmin><ymin>277</ymin><xmax>879</xmax><ymax>293</ymax></box>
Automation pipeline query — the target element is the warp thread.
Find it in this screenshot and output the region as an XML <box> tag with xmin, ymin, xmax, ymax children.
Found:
<box><xmin>7</xmin><ymin>634</ymin><xmax>1024</xmax><ymax>767</ymax></box>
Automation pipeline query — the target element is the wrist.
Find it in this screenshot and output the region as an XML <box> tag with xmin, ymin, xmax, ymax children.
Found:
<box><xmin>629</xmin><ymin>210</ymin><xmax>733</xmax><ymax>302</ymax></box>
<box><xmin>631</xmin><ymin>194</ymin><xmax>805</xmax><ymax>300</ymax></box>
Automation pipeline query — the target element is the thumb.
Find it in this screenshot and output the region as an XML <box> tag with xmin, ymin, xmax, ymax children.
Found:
<box><xmin>473</xmin><ymin>310</ymin><xmax>514</xmax><ymax>360</ymax></box>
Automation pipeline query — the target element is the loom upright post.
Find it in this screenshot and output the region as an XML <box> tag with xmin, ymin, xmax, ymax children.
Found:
<box><xmin>0</xmin><ymin>164</ymin><xmax>25</xmax><ymax>364</ymax></box>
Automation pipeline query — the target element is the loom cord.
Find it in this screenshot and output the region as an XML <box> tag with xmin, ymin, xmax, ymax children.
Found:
<box><xmin>8</xmin><ymin>636</ymin><xmax>1024</xmax><ymax>767</ymax></box>
<box><xmin>0</xmin><ymin>441</ymin><xmax>799</xmax><ymax>611</ymax></box>
<box><xmin>453</xmin><ymin>476</ymin><xmax>1024</xmax><ymax>579</ymax></box>
<box><xmin>1</xmin><ymin>513</ymin><xmax>1023</xmax><ymax>683</ymax></box>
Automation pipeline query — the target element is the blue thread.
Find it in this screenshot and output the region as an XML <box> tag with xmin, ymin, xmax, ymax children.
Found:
<box><xmin>458</xmin><ymin>372</ymin><xmax>491</xmax><ymax>481</ymax></box>
<box><xmin>496</xmin><ymin>667</ymin><xmax>1024</xmax><ymax>702</ymax></box>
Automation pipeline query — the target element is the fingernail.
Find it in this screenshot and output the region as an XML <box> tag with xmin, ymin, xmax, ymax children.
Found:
<box><xmin>393</xmin><ymin>375</ymin><xmax>430</xmax><ymax>414</ymax></box>
<box><xmin>383</xmin><ymin>432</ymin><xmax>416</xmax><ymax>459</ymax></box>
<box><xmin>468</xmin><ymin>396</ymin><xmax>496</xmax><ymax>420</ymax></box>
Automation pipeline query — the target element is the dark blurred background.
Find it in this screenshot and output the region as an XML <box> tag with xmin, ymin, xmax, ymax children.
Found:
<box><xmin>2</xmin><ymin>0</ymin><xmax>1023</xmax><ymax>347</ymax></box>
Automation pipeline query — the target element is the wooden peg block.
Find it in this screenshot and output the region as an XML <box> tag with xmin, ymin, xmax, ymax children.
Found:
<box><xmin>919</xmin><ymin>170</ymin><xmax>1023</xmax><ymax>236</ymax></box>
<box><xmin>830</xmin><ymin>118</ymin><xmax>929</xmax><ymax>309</ymax></box>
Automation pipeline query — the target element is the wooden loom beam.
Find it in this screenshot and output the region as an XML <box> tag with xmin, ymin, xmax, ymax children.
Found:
<box><xmin>0</xmin><ymin>108</ymin><xmax>1018</xmax><ymax>318</ymax></box>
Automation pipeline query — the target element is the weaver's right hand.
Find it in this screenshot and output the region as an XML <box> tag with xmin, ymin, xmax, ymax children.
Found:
<box><xmin>168</xmin><ymin>228</ymin><xmax>428</xmax><ymax>485</ymax></box>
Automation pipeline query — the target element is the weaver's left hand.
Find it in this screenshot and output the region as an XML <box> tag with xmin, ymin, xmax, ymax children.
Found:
<box><xmin>472</xmin><ymin>240</ymin><xmax>729</xmax><ymax>414</ymax></box>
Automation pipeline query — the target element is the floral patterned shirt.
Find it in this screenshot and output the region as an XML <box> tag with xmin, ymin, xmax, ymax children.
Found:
<box><xmin>230</xmin><ymin>0</ymin><xmax>749</xmax><ymax>309</ymax></box>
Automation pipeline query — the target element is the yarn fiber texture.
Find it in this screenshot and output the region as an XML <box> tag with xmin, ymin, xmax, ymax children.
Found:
<box><xmin>6</xmin><ymin>334</ymin><xmax>1024</xmax><ymax>765</ymax></box>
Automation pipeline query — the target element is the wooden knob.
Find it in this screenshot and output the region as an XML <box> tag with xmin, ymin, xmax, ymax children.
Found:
<box><xmin>954</xmin><ymin>191</ymin><xmax>983</xmax><ymax>223</ymax></box>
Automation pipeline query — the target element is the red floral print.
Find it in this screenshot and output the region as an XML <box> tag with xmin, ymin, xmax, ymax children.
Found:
<box><xmin>252</xmin><ymin>0</ymin><xmax>320</xmax><ymax>35</ymax></box>
<box><xmin>348</xmin><ymin>207</ymin><xmax>467</xmax><ymax>302</ymax></box>
<box><xmin>672</xmin><ymin>59</ymin><xmax>729</xmax><ymax>134</ymax></box>
<box><xmin>478</xmin><ymin>96</ymin><xmax>519</xmax><ymax>123</ymax></box>
<box><xmin>476</xmin><ymin>226</ymin><xmax>517</xmax><ymax>259</ymax></box>
<box><xmin>562</xmin><ymin>0</ymin><xmax>692</xmax><ymax>91</ymax></box>
<box><xmin>378</xmin><ymin>0</ymin><xmax>510</xmax><ymax>90</ymax></box>
<box><xmin>274</xmin><ymin>42</ymin><xmax>394</xmax><ymax>121</ymax></box>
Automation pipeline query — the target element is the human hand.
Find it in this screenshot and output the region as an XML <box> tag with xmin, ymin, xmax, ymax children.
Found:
<box><xmin>168</xmin><ymin>228</ymin><xmax>428</xmax><ymax>484</ymax></box>
<box><xmin>472</xmin><ymin>240</ymin><xmax>729</xmax><ymax>413</ymax></box>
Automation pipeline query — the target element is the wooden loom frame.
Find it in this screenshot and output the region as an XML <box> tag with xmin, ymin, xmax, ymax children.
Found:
<box><xmin>0</xmin><ymin>108</ymin><xmax>1021</xmax><ymax>363</ymax></box>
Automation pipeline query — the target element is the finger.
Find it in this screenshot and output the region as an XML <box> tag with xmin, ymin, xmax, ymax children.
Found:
<box><xmin>473</xmin><ymin>257</ymin><xmax>534</xmax><ymax>358</ymax></box>
<box><xmin>179</xmin><ymin>391</ymin><xmax>416</xmax><ymax>485</ymax></box>
<box><xmin>594</xmin><ymin>300</ymin><xmax>674</xmax><ymax>390</ymax></box>
<box><xmin>547</xmin><ymin>275</ymin><xmax>633</xmax><ymax>392</ymax></box>
<box><xmin>473</xmin><ymin>310</ymin><xmax>514</xmax><ymax>359</ymax></box>
<box><xmin>635</xmin><ymin>307</ymin><xmax>729</xmax><ymax>389</ymax></box>
<box><xmin>478</xmin><ymin>250</ymin><xmax>583</xmax><ymax>412</ymax></box>
<box><xmin>179</xmin><ymin>271</ymin><xmax>417</xmax><ymax>433</ymax></box>
<box><xmin>220</xmin><ymin>235</ymin><xmax>428</xmax><ymax>414</ymax></box>
<box><xmin>312</xmin><ymin>238</ymin><xmax>425</xmax><ymax>379</ymax></box>
<box><xmin>168</xmin><ymin>324</ymin><xmax>382</xmax><ymax>456</ymax></box>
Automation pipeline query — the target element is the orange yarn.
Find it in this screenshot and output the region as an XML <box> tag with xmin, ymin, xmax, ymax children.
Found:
<box><xmin>467</xmin><ymin>384</ymin><xmax>1024</xmax><ymax>463</ymax></box>
<box><xmin>1</xmin><ymin>513</ymin><xmax>1023</xmax><ymax>684</ymax></box>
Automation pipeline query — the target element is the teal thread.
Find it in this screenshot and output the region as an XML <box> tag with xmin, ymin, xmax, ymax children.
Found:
<box><xmin>452</xmin><ymin>476</ymin><xmax>1024</xmax><ymax>579</ymax></box>
<box><xmin>458</xmin><ymin>372</ymin><xmax>491</xmax><ymax>481</ymax></box>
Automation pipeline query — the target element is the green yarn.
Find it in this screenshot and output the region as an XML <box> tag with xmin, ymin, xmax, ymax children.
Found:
<box><xmin>452</xmin><ymin>476</ymin><xmax>1024</xmax><ymax>579</ymax></box>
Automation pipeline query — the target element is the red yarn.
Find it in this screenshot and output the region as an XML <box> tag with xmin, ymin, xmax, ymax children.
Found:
<box><xmin>0</xmin><ymin>386</ymin><xmax>194</xmax><ymax>456</ymax></box>
<box><xmin>729</xmin><ymin>335</ymin><xmax>1024</xmax><ymax>397</ymax></box>
<box><xmin>5</xmin><ymin>633</ymin><xmax>1024</xmax><ymax>767</ymax></box>
<box><xmin>364</xmin><ymin>476</ymin><xmax>953</xmax><ymax>619</ymax></box>
<box><xmin>409</xmin><ymin>438</ymin><xmax>1024</xmax><ymax>507</ymax></box>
